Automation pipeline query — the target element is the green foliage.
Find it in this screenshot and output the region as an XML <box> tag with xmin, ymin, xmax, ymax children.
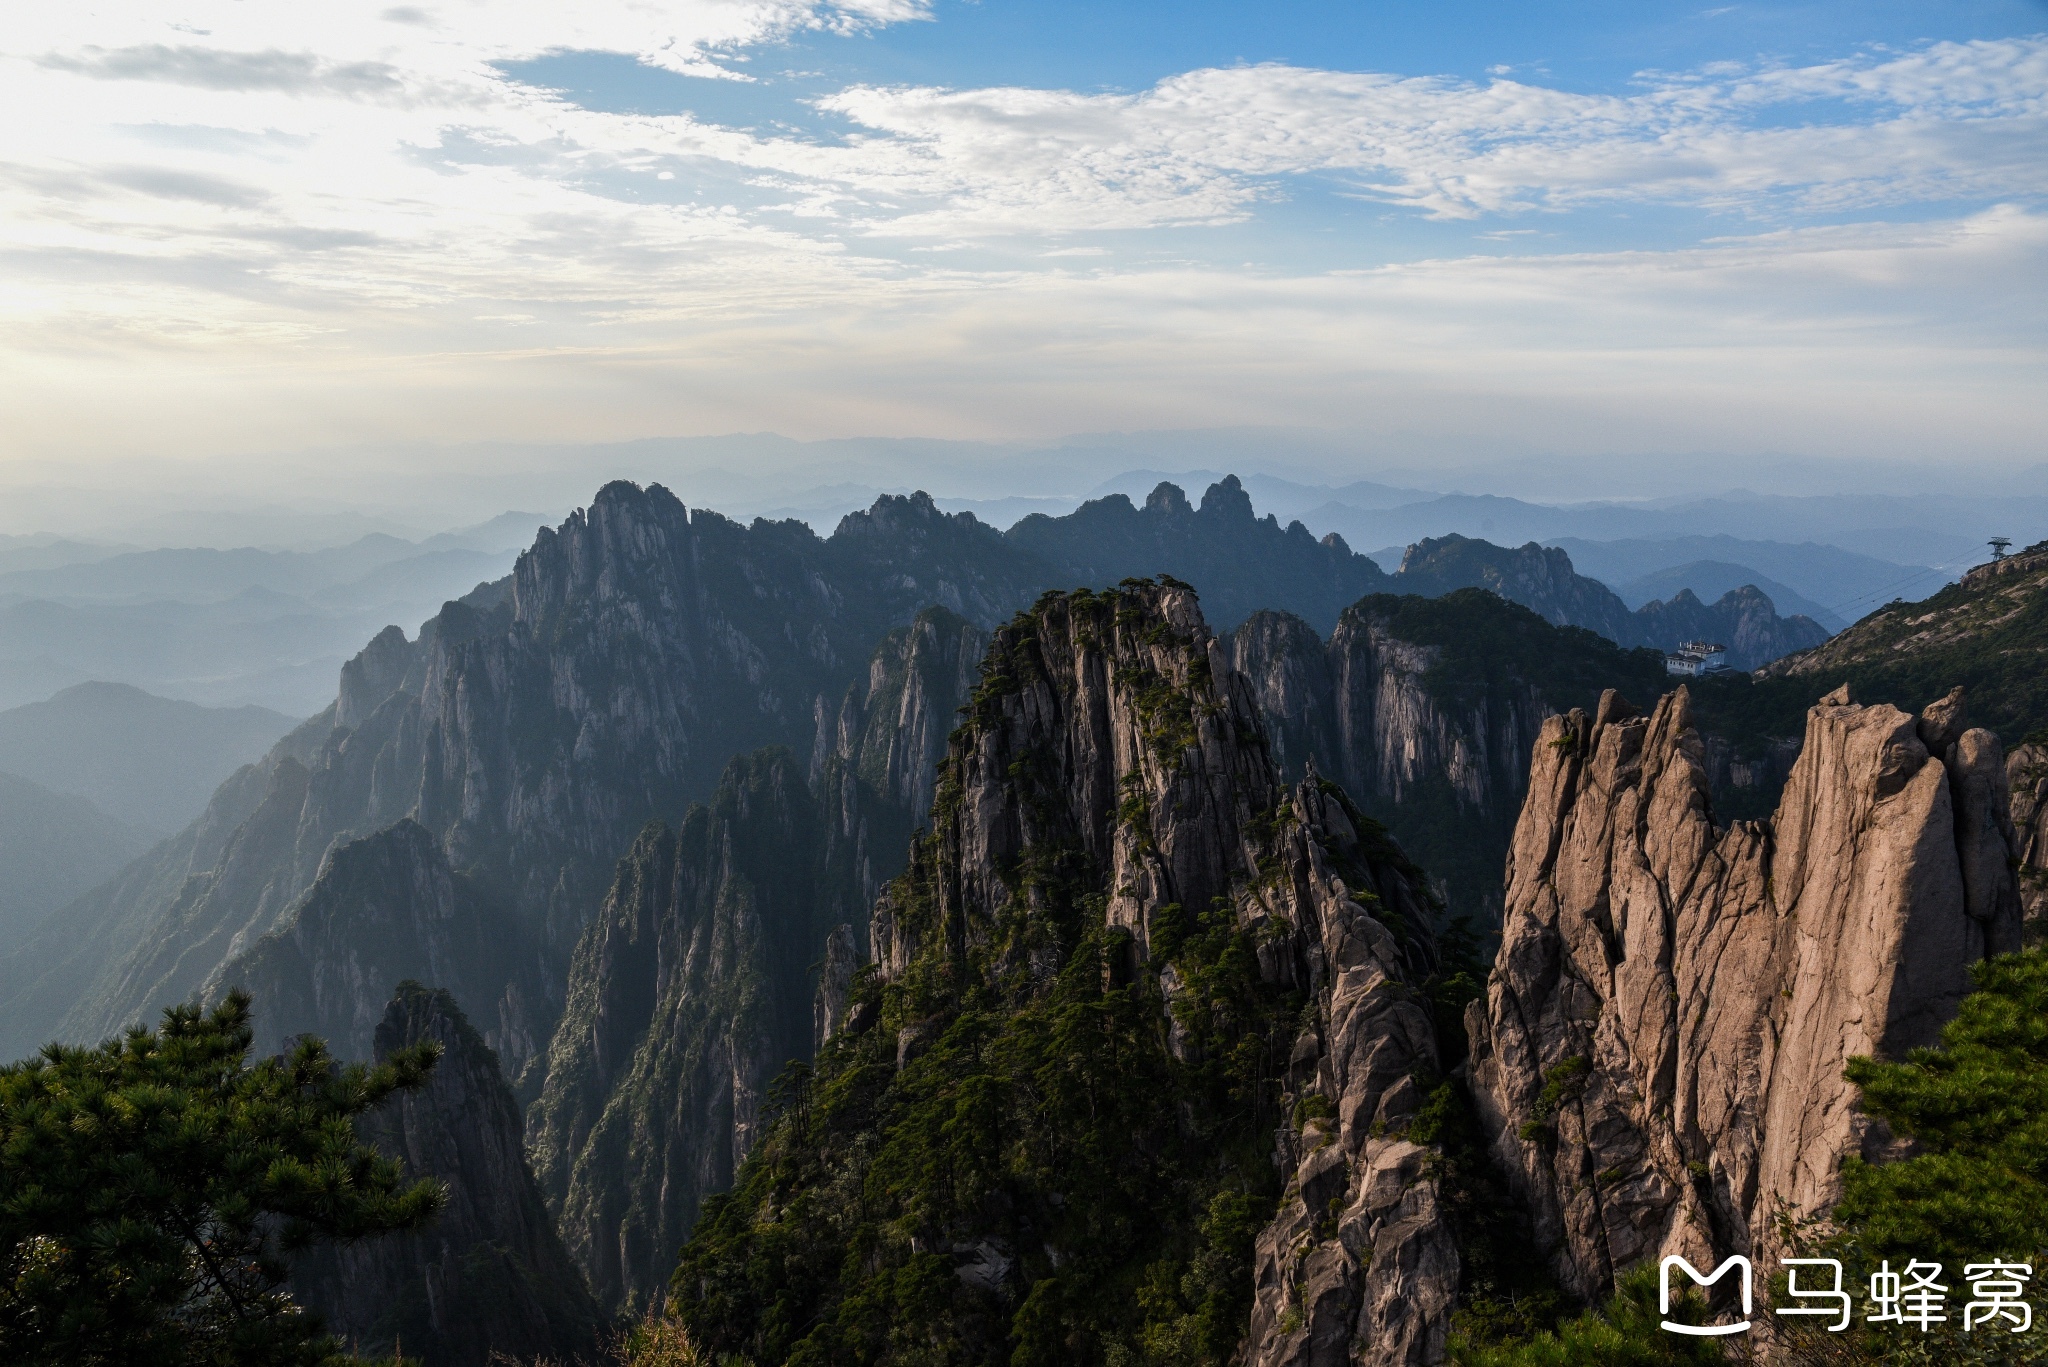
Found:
<box><xmin>0</xmin><ymin>992</ymin><xmax>443</xmax><ymax>1367</ymax></box>
<box><xmin>1694</xmin><ymin>553</ymin><xmax>2048</xmax><ymax>770</ymax></box>
<box><xmin>671</xmin><ymin>881</ymin><xmax>1299</xmax><ymax>1367</ymax></box>
<box><xmin>1794</xmin><ymin>567</ymin><xmax>2048</xmax><ymax>745</ymax></box>
<box><xmin>1449</xmin><ymin>1265</ymin><xmax>1724</xmax><ymax>1366</ymax></box>
<box><xmin>1749</xmin><ymin>947</ymin><xmax>2048</xmax><ymax>1365</ymax></box>
<box><xmin>1838</xmin><ymin>949</ymin><xmax>2048</xmax><ymax>1263</ymax></box>
<box><xmin>1532</xmin><ymin>1057</ymin><xmax>1591</xmax><ymax>1124</ymax></box>
<box><xmin>671</xmin><ymin>586</ymin><xmax>1313</xmax><ymax>1366</ymax></box>
<box><xmin>1407</xmin><ymin>1081</ymin><xmax>1566</xmax><ymax>1348</ymax></box>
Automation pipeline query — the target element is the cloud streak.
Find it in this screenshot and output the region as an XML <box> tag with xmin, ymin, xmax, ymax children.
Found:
<box><xmin>0</xmin><ymin>4</ymin><xmax>2041</xmax><ymax>470</ymax></box>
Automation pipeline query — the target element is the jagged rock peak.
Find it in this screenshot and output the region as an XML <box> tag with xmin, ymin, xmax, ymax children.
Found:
<box><xmin>833</xmin><ymin>487</ymin><xmax>985</xmax><ymax>540</ymax></box>
<box><xmin>1144</xmin><ymin>480</ymin><xmax>1192</xmax><ymax>515</ymax></box>
<box><xmin>526</xmin><ymin>746</ymin><xmax>862</xmax><ymax>1311</ymax></box>
<box><xmin>867</xmin><ymin>578</ymin><xmax>1279</xmax><ymax>979</ymax></box>
<box><xmin>1465</xmin><ymin>683</ymin><xmax>2024</xmax><ymax>1302</ymax></box>
<box><xmin>1199</xmin><ymin>472</ymin><xmax>1255</xmax><ymax>520</ymax></box>
<box><xmin>293</xmin><ymin>983</ymin><xmax>602</xmax><ymax>1367</ymax></box>
<box><xmin>335</xmin><ymin>624</ymin><xmax>415</xmax><ymax>730</ymax></box>
<box><xmin>849</xmin><ymin>581</ymin><xmax>1456</xmax><ymax>1364</ymax></box>
<box><xmin>512</xmin><ymin>479</ymin><xmax>692</xmax><ymax>626</ymax></box>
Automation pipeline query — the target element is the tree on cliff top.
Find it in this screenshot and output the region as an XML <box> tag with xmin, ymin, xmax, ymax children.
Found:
<box><xmin>0</xmin><ymin>992</ymin><xmax>444</xmax><ymax>1366</ymax></box>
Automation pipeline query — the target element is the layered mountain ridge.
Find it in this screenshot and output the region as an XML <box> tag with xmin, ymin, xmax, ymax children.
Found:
<box><xmin>0</xmin><ymin>484</ymin><xmax>1045</xmax><ymax>1064</ymax></box>
<box><xmin>1397</xmin><ymin>535</ymin><xmax>1830</xmax><ymax>670</ymax></box>
<box><xmin>0</xmin><ymin>469</ymin><xmax>2027</xmax><ymax>1364</ymax></box>
<box><xmin>3</xmin><ymin>477</ymin><xmax>1831</xmax><ymax>1067</ymax></box>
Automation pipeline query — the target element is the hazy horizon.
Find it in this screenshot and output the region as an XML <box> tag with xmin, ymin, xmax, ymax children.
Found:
<box><xmin>4</xmin><ymin>0</ymin><xmax>2044</xmax><ymax>499</ymax></box>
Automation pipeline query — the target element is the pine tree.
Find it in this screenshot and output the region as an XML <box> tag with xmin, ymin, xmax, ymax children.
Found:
<box><xmin>0</xmin><ymin>991</ymin><xmax>444</xmax><ymax>1366</ymax></box>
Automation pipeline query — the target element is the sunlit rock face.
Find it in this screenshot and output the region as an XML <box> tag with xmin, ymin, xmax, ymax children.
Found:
<box><xmin>1465</xmin><ymin>684</ymin><xmax>2023</xmax><ymax>1301</ymax></box>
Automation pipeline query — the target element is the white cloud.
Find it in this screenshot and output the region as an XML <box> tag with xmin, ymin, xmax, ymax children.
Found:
<box><xmin>0</xmin><ymin>7</ymin><xmax>2041</xmax><ymax>472</ymax></box>
<box><xmin>767</xmin><ymin>40</ymin><xmax>2048</xmax><ymax>232</ymax></box>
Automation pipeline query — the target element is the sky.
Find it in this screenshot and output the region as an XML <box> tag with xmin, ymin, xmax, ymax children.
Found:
<box><xmin>2</xmin><ymin>0</ymin><xmax>2046</xmax><ymax>516</ymax></box>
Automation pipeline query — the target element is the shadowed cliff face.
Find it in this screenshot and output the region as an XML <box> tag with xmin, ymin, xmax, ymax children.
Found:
<box><xmin>1229</xmin><ymin>591</ymin><xmax>1671</xmax><ymax>929</ymax></box>
<box><xmin>203</xmin><ymin>819</ymin><xmax>544</xmax><ymax>1066</ymax></box>
<box><xmin>21</xmin><ymin>484</ymin><xmax>1044</xmax><ymax>1073</ymax></box>
<box><xmin>1464</xmin><ymin>684</ymin><xmax>2024</xmax><ymax>1302</ymax></box>
<box><xmin>810</xmin><ymin>606</ymin><xmax>990</xmax><ymax>847</ymax></box>
<box><xmin>524</xmin><ymin>749</ymin><xmax>861</xmax><ymax>1312</ymax></box>
<box><xmin>673</xmin><ymin>582</ymin><xmax>1456</xmax><ymax>1367</ymax></box>
<box><xmin>526</xmin><ymin>612</ymin><xmax>983</xmax><ymax>1313</ymax></box>
<box><xmin>293</xmin><ymin>984</ymin><xmax>602</xmax><ymax>1367</ymax></box>
<box><xmin>2014</xmin><ymin>743</ymin><xmax>2048</xmax><ymax>932</ymax></box>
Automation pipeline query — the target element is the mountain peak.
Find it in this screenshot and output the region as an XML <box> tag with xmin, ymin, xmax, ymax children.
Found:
<box><xmin>1143</xmin><ymin>480</ymin><xmax>1191</xmax><ymax>515</ymax></box>
<box><xmin>1198</xmin><ymin>472</ymin><xmax>1254</xmax><ymax>520</ymax></box>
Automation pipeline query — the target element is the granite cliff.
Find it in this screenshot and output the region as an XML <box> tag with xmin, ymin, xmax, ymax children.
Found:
<box><xmin>293</xmin><ymin>983</ymin><xmax>603</xmax><ymax>1367</ymax></box>
<box><xmin>2012</xmin><ymin>741</ymin><xmax>2047</xmax><ymax>934</ymax></box>
<box><xmin>672</xmin><ymin>581</ymin><xmax>1458</xmax><ymax>1367</ymax></box>
<box><xmin>526</xmin><ymin>610</ymin><xmax>984</xmax><ymax>1311</ymax></box>
<box><xmin>1463</xmin><ymin>683</ymin><xmax>2024</xmax><ymax>1301</ymax></box>
<box><xmin>1229</xmin><ymin>590</ymin><xmax>1669</xmax><ymax>927</ymax></box>
<box><xmin>1</xmin><ymin>484</ymin><xmax>1043</xmax><ymax>1067</ymax></box>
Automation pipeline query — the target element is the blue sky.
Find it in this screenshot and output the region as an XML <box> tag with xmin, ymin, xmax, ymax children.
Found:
<box><xmin>0</xmin><ymin>0</ymin><xmax>2044</xmax><ymax>507</ymax></box>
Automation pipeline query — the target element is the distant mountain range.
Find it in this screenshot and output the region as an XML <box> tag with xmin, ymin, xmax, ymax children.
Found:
<box><xmin>4</xmin><ymin>474</ymin><xmax>2037</xmax><ymax>1362</ymax></box>
<box><xmin>0</xmin><ymin>682</ymin><xmax>296</xmax><ymax>835</ymax></box>
<box><xmin>0</xmin><ymin>771</ymin><xmax>148</xmax><ymax>951</ymax></box>
<box><xmin>0</xmin><ymin>514</ymin><xmax>551</xmax><ymax>713</ymax></box>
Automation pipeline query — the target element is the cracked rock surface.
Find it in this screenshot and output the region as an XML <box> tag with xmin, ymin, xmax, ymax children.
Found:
<box><xmin>1465</xmin><ymin>684</ymin><xmax>2022</xmax><ymax>1300</ymax></box>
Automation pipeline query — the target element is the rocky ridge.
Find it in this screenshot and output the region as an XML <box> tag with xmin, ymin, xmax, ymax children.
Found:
<box><xmin>526</xmin><ymin>611</ymin><xmax>981</xmax><ymax>1311</ymax></box>
<box><xmin>204</xmin><ymin>818</ymin><xmax>544</xmax><ymax>1064</ymax></box>
<box><xmin>1464</xmin><ymin>683</ymin><xmax>2024</xmax><ymax>1301</ymax></box>
<box><xmin>1397</xmin><ymin>535</ymin><xmax>1829</xmax><ymax>670</ymax></box>
<box><xmin>673</xmin><ymin>581</ymin><xmax>1458</xmax><ymax>1367</ymax></box>
<box><xmin>293</xmin><ymin>983</ymin><xmax>602</xmax><ymax>1367</ymax></box>
<box><xmin>1</xmin><ymin>478</ymin><xmax>1838</xmax><ymax>1066</ymax></box>
<box><xmin>1759</xmin><ymin>539</ymin><xmax>2046</xmax><ymax>746</ymax></box>
<box><xmin>12</xmin><ymin>484</ymin><xmax>1045</xmax><ymax>1070</ymax></box>
<box><xmin>1006</xmin><ymin>475</ymin><xmax>1390</xmax><ymax>632</ymax></box>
